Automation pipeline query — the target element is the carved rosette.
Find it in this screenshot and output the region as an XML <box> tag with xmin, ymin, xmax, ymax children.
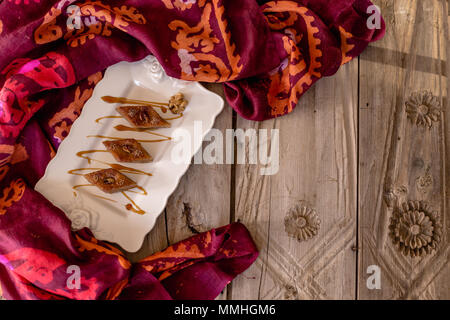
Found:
<box><xmin>284</xmin><ymin>205</ymin><xmax>320</xmax><ymax>242</ymax></box>
<box><xmin>405</xmin><ymin>91</ymin><xmax>441</xmax><ymax>128</ymax></box>
<box><xmin>389</xmin><ymin>201</ymin><xmax>442</xmax><ymax>257</ymax></box>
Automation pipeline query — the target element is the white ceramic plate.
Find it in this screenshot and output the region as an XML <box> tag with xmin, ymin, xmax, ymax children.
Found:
<box><xmin>35</xmin><ymin>56</ymin><xmax>224</xmax><ymax>252</ymax></box>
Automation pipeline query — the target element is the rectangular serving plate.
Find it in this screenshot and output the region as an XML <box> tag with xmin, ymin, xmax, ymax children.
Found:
<box><xmin>35</xmin><ymin>56</ymin><xmax>224</xmax><ymax>252</ymax></box>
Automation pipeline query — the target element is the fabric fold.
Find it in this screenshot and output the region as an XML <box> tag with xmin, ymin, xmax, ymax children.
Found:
<box><xmin>0</xmin><ymin>181</ymin><xmax>257</xmax><ymax>300</ymax></box>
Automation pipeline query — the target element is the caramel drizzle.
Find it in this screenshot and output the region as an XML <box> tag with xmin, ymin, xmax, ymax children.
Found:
<box><xmin>68</xmin><ymin>167</ymin><xmax>105</xmax><ymax>176</ymax></box>
<box><xmin>74</xmin><ymin>151</ymin><xmax>153</xmax><ymax>177</ymax></box>
<box><xmin>163</xmin><ymin>113</ymin><xmax>183</xmax><ymax>121</ymax></box>
<box><xmin>95</xmin><ymin>115</ymin><xmax>122</xmax><ymax>123</ymax></box>
<box><xmin>87</xmin><ymin>135</ymin><xmax>170</xmax><ymax>143</ymax></box>
<box><xmin>95</xmin><ymin>113</ymin><xmax>183</xmax><ymax>124</ymax></box>
<box><xmin>73</xmin><ymin>183</ymin><xmax>94</xmax><ymax>190</ymax></box>
<box><xmin>71</xmin><ymin>184</ymin><xmax>118</xmax><ymax>203</ymax></box>
<box><xmin>70</xmin><ymin>175</ymin><xmax>146</xmax><ymax>212</ymax></box>
<box><xmin>122</xmin><ymin>192</ymin><xmax>145</xmax><ymax>215</ymax></box>
<box><xmin>69</xmin><ymin>95</ymin><xmax>180</xmax><ymax>215</ymax></box>
<box><xmin>76</xmin><ymin>150</ymin><xmax>109</xmax><ymax>164</ymax></box>
<box><xmin>109</xmin><ymin>163</ymin><xmax>153</xmax><ymax>177</ymax></box>
<box><xmin>127</xmin><ymin>185</ymin><xmax>148</xmax><ymax>196</ymax></box>
<box><xmin>114</xmin><ymin>125</ymin><xmax>172</xmax><ymax>140</ymax></box>
<box><xmin>101</xmin><ymin>96</ymin><xmax>168</xmax><ymax>113</ymax></box>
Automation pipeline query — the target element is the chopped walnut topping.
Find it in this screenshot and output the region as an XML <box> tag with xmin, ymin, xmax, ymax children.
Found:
<box><xmin>169</xmin><ymin>93</ymin><xmax>188</xmax><ymax>114</ymax></box>
<box><xmin>84</xmin><ymin>168</ymin><xmax>137</xmax><ymax>193</ymax></box>
<box><xmin>103</xmin><ymin>177</ymin><xmax>115</xmax><ymax>185</ymax></box>
<box><xmin>127</xmin><ymin>107</ymin><xmax>138</xmax><ymax>118</ymax></box>
<box><xmin>122</xmin><ymin>144</ymin><xmax>133</xmax><ymax>154</ymax></box>
<box><xmin>138</xmin><ymin>110</ymin><xmax>149</xmax><ymax>122</ymax></box>
<box><xmin>103</xmin><ymin>139</ymin><xmax>153</xmax><ymax>163</ymax></box>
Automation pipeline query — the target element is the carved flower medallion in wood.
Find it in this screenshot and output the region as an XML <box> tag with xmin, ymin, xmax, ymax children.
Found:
<box><xmin>389</xmin><ymin>201</ymin><xmax>442</xmax><ymax>257</ymax></box>
<box><xmin>405</xmin><ymin>91</ymin><xmax>441</xmax><ymax>128</ymax></box>
<box><xmin>284</xmin><ymin>205</ymin><xmax>320</xmax><ymax>242</ymax></box>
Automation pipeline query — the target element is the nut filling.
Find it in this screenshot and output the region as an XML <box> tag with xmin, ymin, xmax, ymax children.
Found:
<box><xmin>169</xmin><ymin>93</ymin><xmax>188</xmax><ymax>114</ymax></box>
<box><xmin>103</xmin><ymin>139</ymin><xmax>153</xmax><ymax>163</ymax></box>
<box><xmin>117</xmin><ymin>105</ymin><xmax>170</xmax><ymax>128</ymax></box>
<box><xmin>84</xmin><ymin>168</ymin><xmax>137</xmax><ymax>194</ymax></box>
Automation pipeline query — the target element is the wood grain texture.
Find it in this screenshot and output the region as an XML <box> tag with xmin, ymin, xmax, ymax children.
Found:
<box><xmin>358</xmin><ymin>0</ymin><xmax>449</xmax><ymax>299</ymax></box>
<box><xmin>230</xmin><ymin>61</ymin><xmax>358</xmax><ymax>300</ymax></box>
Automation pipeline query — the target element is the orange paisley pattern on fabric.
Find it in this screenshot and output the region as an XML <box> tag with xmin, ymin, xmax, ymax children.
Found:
<box><xmin>0</xmin><ymin>145</ymin><xmax>15</xmax><ymax>168</ymax></box>
<box><xmin>10</xmin><ymin>143</ymin><xmax>29</xmax><ymax>165</ymax></box>
<box><xmin>169</xmin><ymin>0</ymin><xmax>242</xmax><ymax>82</ymax></box>
<box><xmin>0</xmin><ymin>144</ymin><xmax>28</xmax><ymax>181</ymax></box>
<box><xmin>139</xmin><ymin>230</ymin><xmax>211</xmax><ymax>280</ymax></box>
<box><xmin>105</xmin><ymin>278</ymin><xmax>128</xmax><ymax>300</ymax></box>
<box><xmin>75</xmin><ymin>234</ymin><xmax>131</xmax><ymax>270</ymax></box>
<box><xmin>46</xmin><ymin>139</ymin><xmax>56</xmax><ymax>159</ymax></box>
<box><xmin>162</xmin><ymin>0</ymin><xmax>206</xmax><ymax>11</ymax></box>
<box><xmin>263</xmin><ymin>1</ymin><xmax>322</xmax><ymax>117</ymax></box>
<box><xmin>0</xmin><ymin>19</ymin><xmax>3</xmax><ymax>35</ymax></box>
<box><xmin>34</xmin><ymin>0</ymin><xmax>71</xmax><ymax>44</ymax></box>
<box><xmin>34</xmin><ymin>1</ymin><xmax>147</xmax><ymax>47</ymax></box>
<box><xmin>0</xmin><ymin>166</ymin><xmax>9</xmax><ymax>181</ymax></box>
<box><xmin>49</xmin><ymin>72</ymin><xmax>103</xmax><ymax>142</ymax></box>
<box><xmin>0</xmin><ymin>178</ymin><xmax>26</xmax><ymax>215</ymax></box>
<box><xmin>339</xmin><ymin>26</ymin><xmax>356</xmax><ymax>65</ymax></box>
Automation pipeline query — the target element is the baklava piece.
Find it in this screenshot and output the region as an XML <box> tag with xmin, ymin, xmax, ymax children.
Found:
<box><xmin>116</xmin><ymin>105</ymin><xmax>170</xmax><ymax>128</ymax></box>
<box><xmin>84</xmin><ymin>168</ymin><xmax>137</xmax><ymax>193</ymax></box>
<box><xmin>168</xmin><ymin>92</ymin><xmax>188</xmax><ymax>114</ymax></box>
<box><xmin>103</xmin><ymin>139</ymin><xmax>153</xmax><ymax>163</ymax></box>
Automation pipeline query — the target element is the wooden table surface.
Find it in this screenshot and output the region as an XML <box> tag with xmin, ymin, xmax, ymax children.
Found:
<box><xmin>1</xmin><ymin>0</ymin><xmax>447</xmax><ymax>301</ymax></box>
<box><xmin>125</xmin><ymin>0</ymin><xmax>449</xmax><ymax>300</ymax></box>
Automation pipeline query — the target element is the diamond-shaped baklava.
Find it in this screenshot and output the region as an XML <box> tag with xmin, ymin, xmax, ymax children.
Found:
<box><xmin>116</xmin><ymin>105</ymin><xmax>170</xmax><ymax>128</ymax></box>
<box><xmin>84</xmin><ymin>168</ymin><xmax>137</xmax><ymax>193</ymax></box>
<box><xmin>103</xmin><ymin>139</ymin><xmax>153</xmax><ymax>163</ymax></box>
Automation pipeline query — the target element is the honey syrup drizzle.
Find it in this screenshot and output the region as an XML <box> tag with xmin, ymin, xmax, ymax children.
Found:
<box><xmin>122</xmin><ymin>191</ymin><xmax>145</xmax><ymax>215</ymax></box>
<box><xmin>69</xmin><ymin>172</ymin><xmax>146</xmax><ymax>212</ymax></box>
<box><xmin>72</xmin><ymin>153</ymin><xmax>153</xmax><ymax>177</ymax></box>
<box><xmin>101</xmin><ymin>96</ymin><xmax>168</xmax><ymax>112</ymax></box>
<box><xmin>163</xmin><ymin>113</ymin><xmax>183</xmax><ymax>121</ymax></box>
<box><xmin>70</xmin><ymin>95</ymin><xmax>184</xmax><ymax>215</ymax></box>
<box><xmin>95</xmin><ymin>115</ymin><xmax>122</xmax><ymax>123</ymax></box>
<box><xmin>73</xmin><ymin>184</ymin><xmax>94</xmax><ymax>190</ymax></box>
<box><xmin>76</xmin><ymin>150</ymin><xmax>109</xmax><ymax>164</ymax></box>
<box><xmin>68</xmin><ymin>168</ymin><xmax>105</xmax><ymax>176</ymax></box>
<box><xmin>95</xmin><ymin>113</ymin><xmax>183</xmax><ymax>124</ymax></box>
<box><xmin>114</xmin><ymin>125</ymin><xmax>172</xmax><ymax>140</ymax></box>
<box><xmin>109</xmin><ymin>163</ymin><xmax>153</xmax><ymax>177</ymax></box>
<box><xmin>87</xmin><ymin>135</ymin><xmax>170</xmax><ymax>143</ymax></box>
<box><xmin>71</xmin><ymin>184</ymin><xmax>117</xmax><ymax>203</ymax></box>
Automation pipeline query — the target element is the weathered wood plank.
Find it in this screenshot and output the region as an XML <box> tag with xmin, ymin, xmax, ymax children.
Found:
<box><xmin>164</xmin><ymin>83</ymin><xmax>232</xmax><ymax>300</ymax></box>
<box><xmin>165</xmin><ymin>84</ymin><xmax>232</xmax><ymax>245</ymax></box>
<box><xmin>230</xmin><ymin>61</ymin><xmax>359</xmax><ymax>299</ymax></box>
<box><xmin>358</xmin><ymin>0</ymin><xmax>449</xmax><ymax>299</ymax></box>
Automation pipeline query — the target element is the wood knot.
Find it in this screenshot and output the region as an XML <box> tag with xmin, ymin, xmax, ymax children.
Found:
<box><xmin>284</xmin><ymin>284</ymin><xmax>299</xmax><ymax>300</ymax></box>
<box><xmin>182</xmin><ymin>202</ymin><xmax>206</xmax><ymax>234</ymax></box>
<box><xmin>383</xmin><ymin>185</ymin><xmax>407</xmax><ymax>208</ymax></box>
